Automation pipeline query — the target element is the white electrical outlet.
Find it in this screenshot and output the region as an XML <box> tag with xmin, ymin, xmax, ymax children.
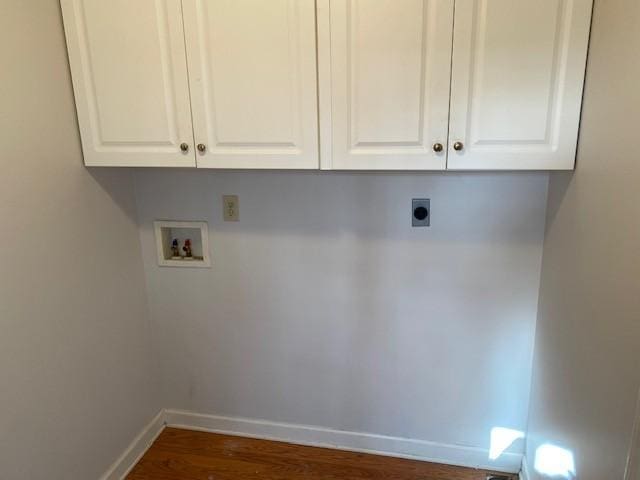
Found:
<box><xmin>223</xmin><ymin>195</ymin><xmax>239</xmax><ymax>221</ymax></box>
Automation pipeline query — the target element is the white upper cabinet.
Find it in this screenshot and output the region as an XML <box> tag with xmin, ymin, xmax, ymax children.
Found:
<box><xmin>318</xmin><ymin>0</ymin><xmax>454</xmax><ymax>170</ymax></box>
<box><xmin>182</xmin><ymin>0</ymin><xmax>319</xmax><ymax>169</ymax></box>
<box><xmin>61</xmin><ymin>0</ymin><xmax>593</xmax><ymax>170</ymax></box>
<box><xmin>60</xmin><ymin>0</ymin><xmax>195</xmax><ymax>167</ymax></box>
<box><xmin>447</xmin><ymin>0</ymin><xmax>593</xmax><ymax>170</ymax></box>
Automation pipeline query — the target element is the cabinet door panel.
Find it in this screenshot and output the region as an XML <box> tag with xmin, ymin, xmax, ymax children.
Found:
<box><xmin>448</xmin><ymin>0</ymin><xmax>593</xmax><ymax>170</ymax></box>
<box><xmin>323</xmin><ymin>0</ymin><xmax>453</xmax><ymax>170</ymax></box>
<box><xmin>61</xmin><ymin>0</ymin><xmax>195</xmax><ymax>167</ymax></box>
<box><xmin>183</xmin><ymin>0</ymin><xmax>319</xmax><ymax>169</ymax></box>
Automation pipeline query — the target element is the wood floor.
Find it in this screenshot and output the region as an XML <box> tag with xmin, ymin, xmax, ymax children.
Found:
<box><xmin>127</xmin><ymin>428</ymin><xmax>516</xmax><ymax>480</ymax></box>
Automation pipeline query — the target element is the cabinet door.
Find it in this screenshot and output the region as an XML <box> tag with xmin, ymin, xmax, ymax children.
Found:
<box><xmin>447</xmin><ymin>0</ymin><xmax>593</xmax><ymax>170</ymax></box>
<box><xmin>320</xmin><ymin>0</ymin><xmax>454</xmax><ymax>170</ymax></box>
<box><xmin>182</xmin><ymin>0</ymin><xmax>319</xmax><ymax>169</ymax></box>
<box><xmin>60</xmin><ymin>0</ymin><xmax>195</xmax><ymax>167</ymax></box>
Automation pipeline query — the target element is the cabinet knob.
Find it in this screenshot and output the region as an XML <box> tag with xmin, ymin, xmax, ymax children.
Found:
<box><xmin>180</xmin><ymin>143</ymin><xmax>189</xmax><ymax>153</ymax></box>
<box><xmin>432</xmin><ymin>143</ymin><xmax>444</xmax><ymax>153</ymax></box>
<box><xmin>453</xmin><ymin>141</ymin><xmax>464</xmax><ymax>151</ymax></box>
<box><xmin>197</xmin><ymin>143</ymin><xmax>207</xmax><ymax>153</ymax></box>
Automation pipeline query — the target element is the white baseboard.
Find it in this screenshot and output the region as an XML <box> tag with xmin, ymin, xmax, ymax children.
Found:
<box><xmin>164</xmin><ymin>409</ymin><xmax>522</xmax><ymax>473</ymax></box>
<box><xmin>99</xmin><ymin>408</ymin><xmax>523</xmax><ymax>477</ymax></box>
<box><xmin>520</xmin><ymin>455</ymin><xmax>530</xmax><ymax>480</ymax></box>
<box><xmin>100</xmin><ymin>410</ymin><xmax>166</xmax><ymax>480</ymax></box>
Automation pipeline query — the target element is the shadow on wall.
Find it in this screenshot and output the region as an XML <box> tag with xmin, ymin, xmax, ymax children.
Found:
<box><xmin>86</xmin><ymin>167</ymin><xmax>139</xmax><ymax>224</ymax></box>
<box><xmin>132</xmin><ymin>169</ymin><xmax>549</xmax><ymax>244</ymax></box>
<box><xmin>542</xmin><ymin>171</ymin><xmax>574</xmax><ymax>235</ymax></box>
<box><xmin>525</xmin><ymin>168</ymin><xmax>578</xmax><ymax>480</ymax></box>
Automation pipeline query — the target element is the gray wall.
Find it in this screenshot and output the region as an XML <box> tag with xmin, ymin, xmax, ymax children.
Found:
<box><xmin>135</xmin><ymin>169</ymin><xmax>549</xmax><ymax>458</ymax></box>
<box><xmin>525</xmin><ymin>0</ymin><xmax>640</xmax><ymax>478</ymax></box>
<box><xmin>0</xmin><ymin>1</ymin><xmax>158</xmax><ymax>478</ymax></box>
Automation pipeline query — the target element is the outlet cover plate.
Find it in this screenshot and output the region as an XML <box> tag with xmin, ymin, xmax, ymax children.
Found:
<box><xmin>412</xmin><ymin>198</ymin><xmax>430</xmax><ymax>227</ymax></box>
<box><xmin>223</xmin><ymin>195</ymin><xmax>239</xmax><ymax>221</ymax></box>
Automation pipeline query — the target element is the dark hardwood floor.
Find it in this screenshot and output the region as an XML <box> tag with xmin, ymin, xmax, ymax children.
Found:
<box><xmin>127</xmin><ymin>427</ymin><xmax>516</xmax><ymax>480</ymax></box>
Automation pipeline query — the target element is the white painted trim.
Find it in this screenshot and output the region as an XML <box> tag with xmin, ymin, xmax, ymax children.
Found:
<box><xmin>520</xmin><ymin>454</ymin><xmax>531</xmax><ymax>480</ymax></box>
<box><xmin>625</xmin><ymin>386</ymin><xmax>640</xmax><ymax>480</ymax></box>
<box><xmin>100</xmin><ymin>410</ymin><xmax>166</xmax><ymax>480</ymax></box>
<box><xmin>164</xmin><ymin>409</ymin><xmax>521</xmax><ymax>473</ymax></box>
